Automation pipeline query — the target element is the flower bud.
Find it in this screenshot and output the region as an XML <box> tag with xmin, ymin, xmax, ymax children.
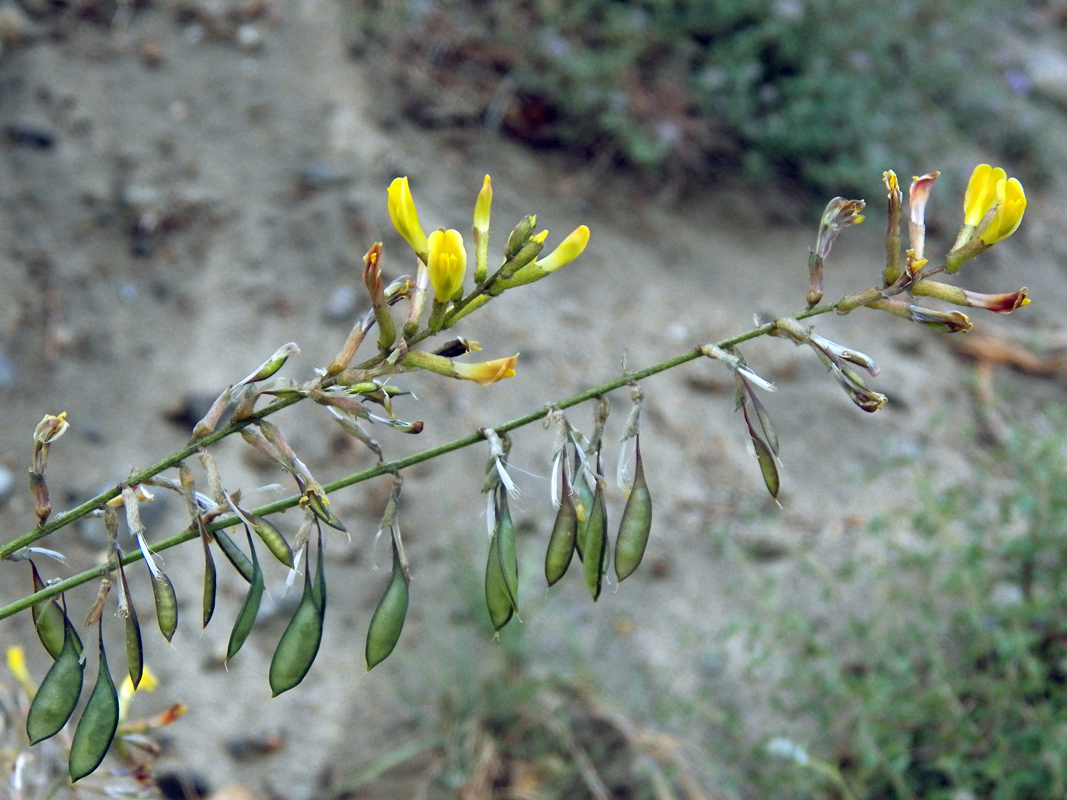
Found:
<box><xmin>387</xmin><ymin>177</ymin><xmax>429</xmax><ymax>261</ymax></box>
<box><xmin>504</xmin><ymin>215</ymin><xmax>537</xmax><ymax>260</ymax></box>
<box><xmin>883</xmin><ymin>170</ymin><xmax>903</xmax><ymax>285</ymax></box>
<box><xmin>473</xmin><ymin>175</ymin><xmax>492</xmax><ymax>284</ymax></box>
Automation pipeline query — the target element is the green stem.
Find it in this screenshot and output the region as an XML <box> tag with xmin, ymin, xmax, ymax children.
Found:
<box><xmin>0</xmin><ymin>303</ymin><xmax>834</xmax><ymax>623</ymax></box>
<box><xmin>0</xmin><ymin>394</ymin><xmax>302</xmax><ymax>562</ymax></box>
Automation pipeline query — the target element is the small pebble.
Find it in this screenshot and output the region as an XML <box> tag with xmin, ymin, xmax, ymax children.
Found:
<box><xmin>0</xmin><ymin>465</ymin><xmax>15</xmax><ymax>507</ymax></box>
<box><xmin>235</xmin><ymin>24</ymin><xmax>262</xmax><ymax>52</ymax></box>
<box><xmin>141</xmin><ymin>40</ymin><xmax>165</xmax><ymax>68</ymax></box>
<box><xmin>324</xmin><ymin>285</ymin><xmax>359</xmax><ymax>321</ymax></box>
<box><xmin>0</xmin><ymin>353</ymin><xmax>15</xmax><ymax>390</ymax></box>
<box><xmin>4</xmin><ymin>123</ymin><xmax>53</xmax><ymax>149</ymax></box>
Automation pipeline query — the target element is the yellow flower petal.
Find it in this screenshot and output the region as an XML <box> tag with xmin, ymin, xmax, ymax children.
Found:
<box><xmin>427</xmin><ymin>228</ymin><xmax>467</xmax><ymax>302</ymax></box>
<box><xmin>453</xmin><ymin>354</ymin><xmax>519</xmax><ymax>386</ymax></box>
<box><xmin>535</xmin><ymin>226</ymin><xmax>589</xmax><ymax>273</ymax></box>
<box><xmin>963</xmin><ymin>163</ymin><xmax>1006</xmax><ymax>227</ymax></box>
<box><xmin>979</xmin><ymin>177</ymin><xmax>1026</xmax><ymax>245</ymax></box>
<box><xmin>387</xmin><ymin>177</ymin><xmax>429</xmax><ymax>259</ymax></box>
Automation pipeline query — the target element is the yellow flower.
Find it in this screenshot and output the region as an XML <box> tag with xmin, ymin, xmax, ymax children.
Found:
<box><xmin>534</xmin><ymin>225</ymin><xmax>590</xmax><ymax>273</ymax></box>
<box><xmin>963</xmin><ymin>164</ymin><xmax>1006</xmax><ymax>227</ymax></box>
<box><xmin>427</xmin><ymin>228</ymin><xmax>467</xmax><ymax>302</ymax></box>
<box><xmin>979</xmin><ymin>176</ymin><xmax>1026</xmax><ymax>245</ymax></box>
<box><xmin>453</xmin><ymin>354</ymin><xmax>519</xmax><ymax>386</ymax></box>
<box><xmin>387</xmin><ymin>177</ymin><xmax>429</xmax><ymax>260</ymax></box>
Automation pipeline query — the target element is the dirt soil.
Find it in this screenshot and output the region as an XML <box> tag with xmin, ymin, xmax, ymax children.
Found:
<box><xmin>1</xmin><ymin>2</ymin><xmax>1065</xmax><ymax>798</ymax></box>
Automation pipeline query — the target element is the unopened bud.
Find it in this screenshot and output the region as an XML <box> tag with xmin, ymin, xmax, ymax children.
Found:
<box><xmin>504</xmin><ymin>215</ymin><xmax>537</xmax><ymax>260</ymax></box>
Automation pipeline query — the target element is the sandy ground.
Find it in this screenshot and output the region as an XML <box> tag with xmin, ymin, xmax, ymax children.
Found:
<box><xmin>0</xmin><ymin>2</ymin><xmax>1064</xmax><ymax>798</ymax></box>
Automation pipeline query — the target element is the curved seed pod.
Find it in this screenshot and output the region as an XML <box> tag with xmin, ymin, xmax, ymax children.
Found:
<box><xmin>366</xmin><ymin>542</ymin><xmax>409</xmax><ymax>670</ymax></box>
<box><xmin>246</xmin><ymin>512</ymin><xmax>294</xmax><ymax>569</ymax></box>
<box><xmin>496</xmin><ymin>494</ymin><xmax>519</xmax><ymax>612</ymax></box>
<box><xmin>118</xmin><ymin>561</ymin><xmax>143</xmax><ymax>689</ymax></box>
<box><xmin>69</xmin><ymin>622</ymin><xmax>119</xmax><ymax>782</ymax></box>
<box><xmin>201</xmin><ymin>532</ymin><xmax>217</xmax><ymax>628</ymax></box>
<box><xmin>614</xmin><ymin>439</ymin><xmax>653</xmax><ymax>583</ymax></box>
<box><xmin>743</xmin><ymin>403</ymin><xmax>780</xmax><ymax>500</ymax></box>
<box><xmin>214</xmin><ymin>529</ymin><xmax>254</xmax><ymax>583</ymax></box>
<box><xmin>151</xmin><ymin>572</ymin><xmax>178</xmax><ymax>643</ymax></box>
<box><xmin>26</xmin><ymin>619</ymin><xmax>84</xmax><ymax>744</ymax></box>
<box><xmin>269</xmin><ymin>558</ymin><xmax>324</xmax><ymax>696</ymax></box>
<box><xmin>582</xmin><ymin>478</ymin><xmax>608</xmax><ymax>602</ymax></box>
<box><xmin>484</xmin><ymin>531</ymin><xmax>513</xmax><ymax>631</ymax></box>
<box><xmin>545</xmin><ymin>470</ymin><xmax>577</xmax><ymax>587</ymax></box>
<box><xmin>226</xmin><ymin>529</ymin><xmax>265</xmax><ymax>663</ymax></box>
<box><xmin>30</xmin><ymin>561</ymin><xmax>82</xmax><ymax>659</ymax></box>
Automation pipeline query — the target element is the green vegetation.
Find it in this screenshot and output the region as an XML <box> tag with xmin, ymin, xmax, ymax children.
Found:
<box><xmin>355</xmin><ymin>0</ymin><xmax>1051</xmax><ymax>196</ymax></box>
<box><xmin>747</xmin><ymin>421</ymin><xmax>1067</xmax><ymax>799</ymax></box>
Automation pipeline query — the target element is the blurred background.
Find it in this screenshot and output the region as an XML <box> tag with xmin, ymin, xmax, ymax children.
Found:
<box><xmin>2</xmin><ymin>1</ymin><xmax>1067</xmax><ymax>798</ymax></box>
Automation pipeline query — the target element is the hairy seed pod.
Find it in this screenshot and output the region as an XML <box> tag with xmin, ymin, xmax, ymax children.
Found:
<box><xmin>614</xmin><ymin>439</ymin><xmax>653</xmax><ymax>583</ymax></box>
<box><xmin>30</xmin><ymin>560</ymin><xmax>81</xmax><ymax>659</ymax></box>
<box><xmin>545</xmin><ymin>470</ymin><xmax>577</xmax><ymax>587</ymax></box>
<box><xmin>151</xmin><ymin>572</ymin><xmax>179</xmax><ymax>643</ymax></box>
<box><xmin>582</xmin><ymin>478</ymin><xmax>608</xmax><ymax>601</ymax></box>
<box><xmin>269</xmin><ymin>550</ymin><xmax>325</xmax><ymax>696</ymax></box>
<box><xmin>118</xmin><ymin>561</ymin><xmax>143</xmax><ymax>689</ymax></box>
<box><xmin>69</xmin><ymin>622</ymin><xmax>119</xmax><ymax>782</ymax></box>
<box><xmin>366</xmin><ymin>541</ymin><xmax>409</xmax><ymax>670</ymax></box>
<box><xmin>26</xmin><ymin>619</ymin><xmax>84</xmax><ymax>745</ymax></box>
<box><xmin>227</xmin><ymin>529</ymin><xmax>264</xmax><ymax>663</ymax></box>
<box><xmin>246</xmin><ymin>512</ymin><xmax>294</xmax><ymax>569</ymax></box>
<box><xmin>214</xmin><ymin>529</ymin><xmax>254</xmax><ymax>583</ymax></box>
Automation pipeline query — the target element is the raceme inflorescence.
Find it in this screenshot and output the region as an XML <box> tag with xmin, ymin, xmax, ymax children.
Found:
<box><xmin>0</xmin><ymin>164</ymin><xmax>1030</xmax><ymax>785</ymax></box>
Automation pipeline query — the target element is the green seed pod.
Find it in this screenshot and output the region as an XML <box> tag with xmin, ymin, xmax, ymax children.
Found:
<box><xmin>151</xmin><ymin>571</ymin><xmax>179</xmax><ymax>643</ymax></box>
<box><xmin>29</xmin><ymin>560</ymin><xmax>81</xmax><ymax>659</ymax></box>
<box><xmin>201</xmin><ymin>532</ymin><xmax>217</xmax><ymax>628</ymax></box>
<box><xmin>311</xmin><ymin>528</ymin><xmax>327</xmax><ymax>613</ymax></box>
<box><xmin>214</xmin><ymin>529</ymin><xmax>254</xmax><ymax>583</ymax></box>
<box><xmin>496</xmin><ymin>494</ymin><xmax>519</xmax><ymax>612</ymax></box>
<box><xmin>118</xmin><ymin>561</ymin><xmax>143</xmax><ymax>689</ymax></box>
<box><xmin>227</xmin><ymin>530</ymin><xmax>265</xmax><ymax>663</ymax></box>
<box><xmin>26</xmin><ymin>619</ymin><xmax>84</xmax><ymax>745</ymax></box>
<box><xmin>246</xmin><ymin>512</ymin><xmax>294</xmax><ymax>569</ymax></box>
<box><xmin>545</xmin><ymin>470</ymin><xmax>577</xmax><ymax>587</ymax></box>
<box><xmin>305</xmin><ymin>491</ymin><xmax>347</xmax><ymax>532</ymax></box>
<box><xmin>69</xmin><ymin>622</ymin><xmax>119</xmax><ymax>782</ymax></box>
<box><xmin>582</xmin><ymin>478</ymin><xmax>608</xmax><ymax>602</ymax></box>
<box><xmin>269</xmin><ymin>557</ymin><xmax>324</xmax><ymax>697</ymax></box>
<box><xmin>573</xmin><ymin>470</ymin><xmax>594</xmax><ymax>563</ymax></box>
<box><xmin>366</xmin><ymin>542</ymin><xmax>409</xmax><ymax>670</ymax></box>
<box><xmin>484</xmin><ymin>531</ymin><xmax>513</xmax><ymax>632</ymax></box>
<box><xmin>614</xmin><ymin>440</ymin><xmax>653</xmax><ymax>583</ymax></box>
<box><xmin>743</xmin><ymin>403</ymin><xmax>780</xmax><ymax>500</ymax></box>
